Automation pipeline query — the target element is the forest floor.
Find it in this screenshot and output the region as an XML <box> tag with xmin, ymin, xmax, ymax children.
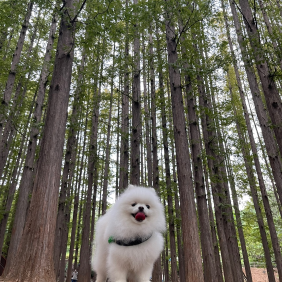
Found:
<box><xmin>243</xmin><ymin>268</ymin><xmax>279</xmax><ymax>282</ymax></box>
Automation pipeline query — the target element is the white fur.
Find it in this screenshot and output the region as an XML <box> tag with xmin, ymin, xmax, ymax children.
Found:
<box><xmin>91</xmin><ymin>185</ymin><xmax>166</xmax><ymax>282</ymax></box>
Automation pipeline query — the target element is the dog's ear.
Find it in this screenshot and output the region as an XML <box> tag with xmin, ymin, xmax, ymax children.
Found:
<box><xmin>127</xmin><ymin>184</ymin><xmax>136</xmax><ymax>190</ymax></box>
<box><xmin>148</xmin><ymin>187</ymin><xmax>156</xmax><ymax>193</ymax></box>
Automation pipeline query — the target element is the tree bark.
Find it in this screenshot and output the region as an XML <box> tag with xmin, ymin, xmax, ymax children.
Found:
<box><xmin>0</xmin><ymin>124</ymin><xmax>28</xmax><ymax>256</ymax></box>
<box><xmin>155</xmin><ymin>24</ymin><xmax>178</xmax><ymax>282</ymax></box>
<box><xmin>142</xmin><ymin>36</ymin><xmax>153</xmax><ymax>187</ymax></box>
<box><xmin>66</xmin><ymin>116</ymin><xmax>88</xmax><ymax>282</ymax></box>
<box><xmin>159</xmin><ymin>73</ymin><xmax>178</xmax><ymax>282</ymax></box>
<box><xmin>0</xmin><ymin>1</ymin><xmax>33</xmax><ymax>139</ymax></box>
<box><xmin>164</xmin><ymin>2</ymin><xmax>204</xmax><ymax>280</ymax></box>
<box><xmin>102</xmin><ymin>45</ymin><xmax>115</xmax><ymax>214</ymax></box>
<box><xmin>0</xmin><ymin>9</ymin><xmax>40</xmax><ymax>179</ymax></box>
<box><xmin>167</xmin><ymin>76</ymin><xmax>186</xmax><ymax>282</ymax></box>
<box><xmin>205</xmin><ymin>178</ymin><xmax>224</xmax><ymax>282</ymax></box>
<box><xmin>3</xmin><ymin>10</ymin><xmax>58</xmax><ymax>274</ymax></box>
<box><xmin>228</xmin><ymin>77</ymin><xmax>276</xmax><ymax>282</ymax></box>
<box><xmin>1</xmin><ymin>0</ymin><xmax>76</xmax><ymax>280</ymax></box>
<box><xmin>238</xmin><ymin>0</ymin><xmax>282</xmax><ymax>156</ymax></box>
<box><xmin>130</xmin><ymin>0</ymin><xmax>141</xmax><ymax>186</ymax></box>
<box><xmin>177</xmin><ymin>16</ymin><xmax>218</xmax><ymax>281</ymax></box>
<box><xmin>78</xmin><ymin>38</ymin><xmax>105</xmax><ymax>282</ymax></box>
<box><xmin>226</xmin><ymin>150</ymin><xmax>253</xmax><ymax>282</ymax></box>
<box><xmin>224</xmin><ymin>2</ymin><xmax>282</xmax><ymax>278</ymax></box>
<box><xmin>229</xmin><ymin>0</ymin><xmax>282</xmax><ymax>207</ymax></box>
<box><xmin>54</xmin><ymin>52</ymin><xmax>85</xmax><ymax>278</ymax></box>
<box><xmin>119</xmin><ymin>0</ymin><xmax>130</xmax><ymax>192</ymax></box>
<box><xmin>149</xmin><ymin>31</ymin><xmax>162</xmax><ymax>282</ymax></box>
<box><xmin>198</xmin><ymin>65</ymin><xmax>236</xmax><ymax>282</ymax></box>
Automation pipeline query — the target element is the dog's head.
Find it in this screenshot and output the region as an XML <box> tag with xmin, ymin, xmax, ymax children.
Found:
<box><xmin>112</xmin><ymin>185</ymin><xmax>166</xmax><ymax>235</ymax></box>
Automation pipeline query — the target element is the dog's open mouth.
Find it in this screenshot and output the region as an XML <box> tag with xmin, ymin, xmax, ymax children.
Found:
<box><xmin>132</xmin><ymin>212</ymin><xmax>146</xmax><ymax>222</ymax></box>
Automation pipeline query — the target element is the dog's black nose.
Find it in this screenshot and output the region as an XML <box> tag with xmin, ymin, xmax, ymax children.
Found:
<box><xmin>138</xmin><ymin>206</ymin><xmax>144</xmax><ymax>211</ymax></box>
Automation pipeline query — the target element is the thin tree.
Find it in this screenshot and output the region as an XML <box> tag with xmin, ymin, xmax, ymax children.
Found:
<box><xmin>66</xmin><ymin>113</ymin><xmax>88</xmax><ymax>282</ymax></box>
<box><xmin>130</xmin><ymin>0</ymin><xmax>141</xmax><ymax>186</ymax></box>
<box><xmin>177</xmin><ymin>13</ymin><xmax>218</xmax><ymax>281</ymax></box>
<box><xmin>228</xmin><ymin>0</ymin><xmax>282</xmax><ymax>207</ymax></box>
<box><xmin>0</xmin><ymin>1</ymin><xmax>33</xmax><ymax>140</ymax></box>
<box><xmin>119</xmin><ymin>0</ymin><xmax>130</xmax><ymax>192</ymax></box>
<box><xmin>2</xmin><ymin>9</ymin><xmax>58</xmax><ymax>273</ymax></box>
<box><xmin>142</xmin><ymin>36</ymin><xmax>153</xmax><ymax>187</ymax></box>
<box><xmin>198</xmin><ymin>55</ymin><xmax>236</xmax><ymax>282</ymax></box>
<box><xmin>224</xmin><ymin>2</ymin><xmax>282</xmax><ymax>279</ymax></box>
<box><xmin>238</xmin><ymin>0</ymin><xmax>282</xmax><ymax>156</ymax></box>
<box><xmin>164</xmin><ymin>1</ymin><xmax>204</xmax><ymax>280</ymax></box>
<box><xmin>54</xmin><ymin>51</ymin><xmax>86</xmax><ymax>279</ymax></box>
<box><xmin>227</xmin><ymin>73</ymin><xmax>277</xmax><ymax>282</ymax></box>
<box><xmin>101</xmin><ymin>43</ymin><xmax>116</xmax><ymax>214</ymax></box>
<box><xmin>78</xmin><ymin>37</ymin><xmax>106</xmax><ymax>282</ymax></box>
<box><xmin>158</xmin><ymin>58</ymin><xmax>178</xmax><ymax>282</ymax></box>
<box><xmin>149</xmin><ymin>30</ymin><xmax>162</xmax><ymax>282</ymax></box>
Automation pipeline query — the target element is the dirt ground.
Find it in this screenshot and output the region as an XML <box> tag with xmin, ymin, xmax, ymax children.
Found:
<box><xmin>243</xmin><ymin>268</ymin><xmax>279</xmax><ymax>282</ymax></box>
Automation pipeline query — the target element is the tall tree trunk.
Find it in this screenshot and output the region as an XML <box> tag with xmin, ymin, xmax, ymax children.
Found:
<box><xmin>115</xmin><ymin>72</ymin><xmax>121</xmax><ymax>198</ymax></box>
<box><xmin>0</xmin><ymin>1</ymin><xmax>33</xmax><ymax>139</ymax></box>
<box><xmin>156</xmin><ymin>24</ymin><xmax>178</xmax><ymax>282</ymax></box>
<box><xmin>225</xmin><ymin>150</ymin><xmax>253</xmax><ymax>282</ymax></box>
<box><xmin>164</xmin><ymin>2</ymin><xmax>204</xmax><ymax>281</ymax></box>
<box><xmin>58</xmin><ymin>138</ymin><xmax>78</xmax><ymax>282</ymax></box>
<box><xmin>224</xmin><ymin>2</ymin><xmax>282</xmax><ymax>277</ymax></box>
<box><xmin>167</xmin><ymin>79</ymin><xmax>186</xmax><ymax>282</ymax></box>
<box><xmin>221</xmin><ymin>5</ymin><xmax>252</xmax><ymax>282</ymax></box>
<box><xmin>0</xmin><ymin>124</ymin><xmax>28</xmax><ymax>256</ymax></box>
<box><xmin>66</xmin><ymin>115</ymin><xmax>88</xmax><ymax>282</ymax></box>
<box><xmin>1</xmin><ymin>0</ymin><xmax>77</xmax><ymax>280</ymax></box>
<box><xmin>119</xmin><ymin>0</ymin><xmax>130</xmax><ymax>192</ymax></box>
<box><xmin>227</xmin><ymin>77</ymin><xmax>276</xmax><ymax>282</ymax></box>
<box><xmin>149</xmin><ymin>31</ymin><xmax>162</xmax><ymax>282</ymax></box>
<box><xmin>185</xmin><ymin>76</ymin><xmax>218</xmax><ymax>282</ymax></box>
<box><xmin>102</xmin><ymin>44</ymin><xmax>115</xmax><ymax>214</ymax></box>
<box><xmin>130</xmin><ymin>0</ymin><xmax>141</xmax><ymax>186</ymax></box>
<box><xmin>74</xmin><ymin>176</ymin><xmax>85</xmax><ymax>270</ymax></box>
<box><xmin>201</xmin><ymin>33</ymin><xmax>245</xmax><ymax>281</ymax></box>
<box><xmin>238</xmin><ymin>0</ymin><xmax>282</xmax><ymax>156</ymax></box>
<box><xmin>78</xmin><ymin>39</ymin><xmax>105</xmax><ymax>282</ymax></box>
<box><xmin>198</xmin><ymin>66</ymin><xmax>235</xmax><ymax>282</ymax></box>
<box><xmin>142</xmin><ymin>36</ymin><xmax>152</xmax><ymax>187</ymax></box>
<box><xmin>159</xmin><ymin>73</ymin><xmax>178</xmax><ymax>282</ymax></box>
<box><xmin>54</xmin><ymin>52</ymin><xmax>85</xmax><ymax>277</ymax></box>
<box><xmin>0</xmin><ymin>7</ymin><xmax>42</xmax><ymax>178</ymax></box>
<box><xmin>248</xmin><ymin>95</ymin><xmax>282</xmax><ymax>219</ymax></box>
<box><xmin>177</xmin><ymin>17</ymin><xmax>218</xmax><ymax>282</ymax></box>
<box><xmin>257</xmin><ymin>0</ymin><xmax>282</xmax><ymax>66</ymax></box>
<box><xmin>205</xmin><ymin>177</ymin><xmax>224</xmax><ymax>282</ymax></box>
<box><xmin>229</xmin><ymin>0</ymin><xmax>282</xmax><ymax>207</ymax></box>
<box><xmin>3</xmin><ymin>10</ymin><xmax>58</xmax><ymax>274</ymax></box>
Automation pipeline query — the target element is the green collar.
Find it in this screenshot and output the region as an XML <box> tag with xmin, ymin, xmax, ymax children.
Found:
<box><xmin>108</xmin><ymin>234</ymin><xmax>152</xmax><ymax>246</ymax></box>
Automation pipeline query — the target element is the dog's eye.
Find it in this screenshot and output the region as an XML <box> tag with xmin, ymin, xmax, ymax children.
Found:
<box><xmin>146</xmin><ymin>205</ymin><xmax>150</xmax><ymax>209</ymax></box>
<box><xmin>132</xmin><ymin>203</ymin><xmax>137</xmax><ymax>207</ymax></box>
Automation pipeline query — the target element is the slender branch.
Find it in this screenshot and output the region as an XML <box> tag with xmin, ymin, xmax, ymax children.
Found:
<box><xmin>232</xmin><ymin>0</ymin><xmax>253</xmax><ymax>31</ymax></box>
<box><xmin>253</xmin><ymin>0</ymin><xmax>258</xmax><ymax>29</ymax></box>
<box><xmin>71</xmin><ymin>0</ymin><xmax>87</xmax><ymax>23</ymax></box>
<box><xmin>177</xmin><ymin>2</ymin><xmax>195</xmax><ymax>43</ymax></box>
<box><xmin>116</xmin><ymin>88</ymin><xmax>134</xmax><ymax>102</ymax></box>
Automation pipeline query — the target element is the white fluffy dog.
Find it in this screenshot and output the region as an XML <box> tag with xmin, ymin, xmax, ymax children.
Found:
<box><xmin>91</xmin><ymin>184</ymin><xmax>166</xmax><ymax>282</ymax></box>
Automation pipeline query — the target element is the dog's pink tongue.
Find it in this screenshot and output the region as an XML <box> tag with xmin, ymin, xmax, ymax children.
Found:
<box><xmin>135</xmin><ymin>212</ymin><xmax>145</xmax><ymax>221</ymax></box>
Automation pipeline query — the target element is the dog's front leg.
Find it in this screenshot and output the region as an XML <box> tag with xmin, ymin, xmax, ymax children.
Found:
<box><xmin>134</xmin><ymin>264</ymin><xmax>153</xmax><ymax>282</ymax></box>
<box><xmin>107</xmin><ymin>262</ymin><xmax>128</xmax><ymax>282</ymax></box>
